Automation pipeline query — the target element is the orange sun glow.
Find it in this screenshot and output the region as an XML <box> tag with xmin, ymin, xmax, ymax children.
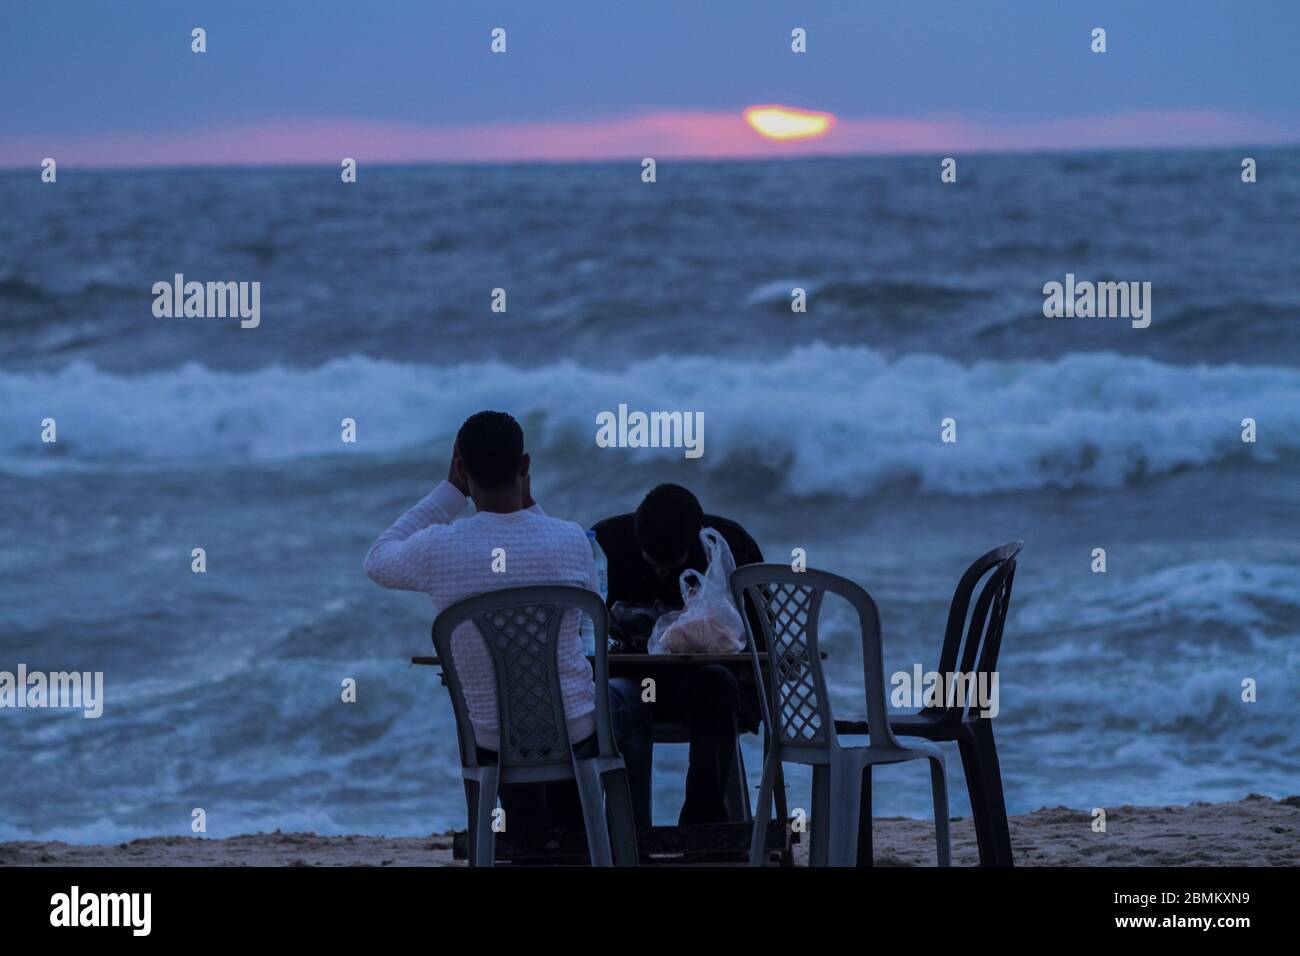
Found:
<box><xmin>743</xmin><ymin>105</ymin><xmax>836</xmax><ymax>141</ymax></box>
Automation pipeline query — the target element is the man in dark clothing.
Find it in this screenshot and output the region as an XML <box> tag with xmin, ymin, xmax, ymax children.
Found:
<box><xmin>592</xmin><ymin>484</ymin><xmax>764</xmax><ymax>826</ymax></box>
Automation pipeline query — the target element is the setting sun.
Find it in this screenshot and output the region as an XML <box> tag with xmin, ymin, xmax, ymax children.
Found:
<box><xmin>743</xmin><ymin>104</ymin><xmax>836</xmax><ymax>141</ymax></box>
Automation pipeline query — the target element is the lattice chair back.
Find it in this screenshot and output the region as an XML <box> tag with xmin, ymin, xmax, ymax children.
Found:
<box><xmin>432</xmin><ymin>586</ymin><xmax>615</xmax><ymax>773</ymax></box>
<box><xmin>731</xmin><ymin>565</ymin><xmax>903</xmax><ymax>752</ymax></box>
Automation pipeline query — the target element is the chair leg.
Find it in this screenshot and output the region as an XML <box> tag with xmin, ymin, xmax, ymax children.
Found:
<box><xmin>827</xmin><ymin>757</ymin><xmax>863</xmax><ymax>868</ymax></box>
<box><xmin>749</xmin><ymin>751</ymin><xmax>777</xmax><ymax>866</ymax></box>
<box><xmin>724</xmin><ymin>738</ymin><xmax>752</xmax><ymax>822</ymax></box>
<box><xmin>956</xmin><ymin>724</ymin><xmax>993</xmax><ymax>865</ymax></box>
<box><xmin>971</xmin><ymin>720</ymin><xmax>1013</xmax><ymax>866</ymax></box>
<box><xmin>809</xmin><ymin>764</ymin><xmax>833</xmax><ymax>867</ymax></box>
<box><xmin>855</xmin><ymin>765</ymin><xmax>873</xmax><ymax>866</ymax></box>
<box><xmin>472</xmin><ymin>769</ymin><xmax>498</xmax><ymax>867</ymax></box>
<box><xmin>928</xmin><ymin>756</ymin><xmax>952</xmax><ymax>867</ymax></box>
<box><xmin>772</xmin><ymin>744</ymin><xmax>790</xmax><ymax>825</ymax></box>
<box><xmin>463</xmin><ymin>778</ymin><xmax>479</xmax><ymax>865</ymax></box>
<box><xmin>601</xmin><ymin>766</ymin><xmax>640</xmax><ymax>867</ymax></box>
<box><xmin>573</xmin><ymin>760</ymin><xmax>614</xmax><ymax>866</ymax></box>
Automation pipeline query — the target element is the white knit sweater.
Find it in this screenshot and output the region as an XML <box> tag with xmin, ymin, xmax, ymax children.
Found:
<box><xmin>364</xmin><ymin>480</ymin><xmax>597</xmax><ymax>749</ymax></box>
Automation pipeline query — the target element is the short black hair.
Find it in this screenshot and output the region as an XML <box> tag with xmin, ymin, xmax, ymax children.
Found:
<box><xmin>634</xmin><ymin>484</ymin><xmax>704</xmax><ymax>562</ymax></box>
<box><xmin>456</xmin><ymin>411</ymin><xmax>524</xmax><ymax>490</ymax></box>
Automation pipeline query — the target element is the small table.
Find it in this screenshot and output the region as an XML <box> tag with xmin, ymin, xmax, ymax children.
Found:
<box><xmin>411</xmin><ymin>650</ymin><xmax>823</xmax><ymax>669</ymax></box>
<box><xmin>412</xmin><ymin>651</ymin><xmax>758</xmax><ymax>668</ymax></box>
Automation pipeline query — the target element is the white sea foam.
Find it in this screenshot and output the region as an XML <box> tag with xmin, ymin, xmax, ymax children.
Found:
<box><xmin>2</xmin><ymin>345</ymin><xmax>1296</xmax><ymax>494</ymax></box>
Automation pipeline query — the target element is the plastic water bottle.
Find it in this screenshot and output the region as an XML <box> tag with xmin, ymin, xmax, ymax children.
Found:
<box><xmin>579</xmin><ymin>530</ymin><xmax>609</xmax><ymax>655</ymax></box>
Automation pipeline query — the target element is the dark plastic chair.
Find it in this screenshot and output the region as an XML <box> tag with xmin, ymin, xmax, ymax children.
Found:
<box><xmin>731</xmin><ymin>565</ymin><xmax>952</xmax><ymax>867</ymax></box>
<box><xmin>834</xmin><ymin>541</ymin><xmax>1022</xmax><ymax>866</ymax></box>
<box><xmin>431</xmin><ymin>585</ymin><xmax>638</xmax><ymax>867</ymax></box>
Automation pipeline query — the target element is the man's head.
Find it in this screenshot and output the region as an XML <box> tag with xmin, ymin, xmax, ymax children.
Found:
<box><xmin>634</xmin><ymin>484</ymin><xmax>704</xmax><ymax>578</ymax></box>
<box><xmin>455</xmin><ymin>411</ymin><xmax>528</xmax><ymax>493</ymax></box>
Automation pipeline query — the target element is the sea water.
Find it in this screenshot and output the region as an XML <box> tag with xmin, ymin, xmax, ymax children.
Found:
<box><xmin>0</xmin><ymin>150</ymin><xmax>1297</xmax><ymax>840</ymax></box>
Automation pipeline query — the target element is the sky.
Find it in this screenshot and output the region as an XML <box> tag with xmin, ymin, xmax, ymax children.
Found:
<box><xmin>1</xmin><ymin>0</ymin><xmax>1297</xmax><ymax>167</ymax></box>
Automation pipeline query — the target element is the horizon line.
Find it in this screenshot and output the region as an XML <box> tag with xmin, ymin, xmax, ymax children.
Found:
<box><xmin>3</xmin><ymin>107</ymin><xmax>1296</xmax><ymax>173</ymax></box>
<box><xmin>3</xmin><ymin>138</ymin><xmax>1298</xmax><ymax>176</ymax></box>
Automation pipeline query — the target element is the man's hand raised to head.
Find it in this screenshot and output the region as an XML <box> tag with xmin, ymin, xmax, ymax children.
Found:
<box><xmin>447</xmin><ymin>441</ymin><xmax>470</xmax><ymax>497</ymax></box>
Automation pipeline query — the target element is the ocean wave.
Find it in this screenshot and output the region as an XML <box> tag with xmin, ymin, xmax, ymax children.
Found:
<box><xmin>1</xmin><ymin>346</ymin><xmax>1296</xmax><ymax>495</ymax></box>
<box><xmin>1016</xmin><ymin>560</ymin><xmax>1300</xmax><ymax>651</ymax></box>
<box><xmin>745</xmin><ymin>276</ymin><xmax>987</xmax><ymax>311</ymax></box>
<box><xmin>0</xmin><ymin>270</ymin><xmax>138</xmax><ymax>302</ymax></box>
<box><xmin>0</xmin><ymin>276</ymin><xmax>50</xmax><ymax>302</ymax></box>
<box><xmin>1003</xmin><ymin>559</ymin><xmax>1300</xmax><ymax>742</ymax></box>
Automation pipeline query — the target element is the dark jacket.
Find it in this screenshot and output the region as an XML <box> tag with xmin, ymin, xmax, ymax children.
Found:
<box><xmin>591</xmin><ymin>513</ymin><xmax>766</xmax><ymax>644</ymax></box>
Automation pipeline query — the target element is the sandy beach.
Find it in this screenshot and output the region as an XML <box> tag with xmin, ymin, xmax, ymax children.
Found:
<box><xmin>3</xmin><ymin>795</ymin><xmax>1294</xmax><ymax>867</ymax></box>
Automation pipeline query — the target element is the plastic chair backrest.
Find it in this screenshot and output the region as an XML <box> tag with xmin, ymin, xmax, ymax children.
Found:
<box><xmin>731</xmin><ymin>565</ymin><xmax>903</xmax><ymax>751</ymax></box>
<box><xmin>431</xmin><ymin>585</ymin><xmax>614</xmax><ymax>771</ymax></box>
<box><xmin>931</xmin><ymin>541</ymin><xmax>1022</xmax><ymax>721</ymax></box>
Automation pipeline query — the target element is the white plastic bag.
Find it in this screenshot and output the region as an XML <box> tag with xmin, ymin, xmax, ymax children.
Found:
<box><xmin>648</xmin><ymin>528</ymin><xmax>746</xmax><ymax>655</ymax></box>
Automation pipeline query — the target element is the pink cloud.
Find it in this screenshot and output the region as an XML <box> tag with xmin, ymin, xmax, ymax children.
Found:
<box><xmin>1</xmin><ymin>109</ymin><xmax>1294</xmax><ymax>169</ymax></box>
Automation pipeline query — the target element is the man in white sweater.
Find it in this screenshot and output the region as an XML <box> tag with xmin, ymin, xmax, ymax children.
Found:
<box><xmin>364</xmin><ymin>411</ymin><xmax>649</xmax><ymax>832</ymax></box>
